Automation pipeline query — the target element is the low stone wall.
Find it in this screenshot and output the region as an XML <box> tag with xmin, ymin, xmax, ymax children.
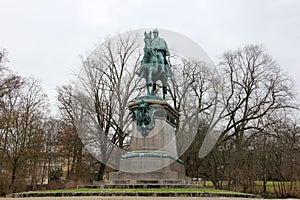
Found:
<box><xmin>77</xmin><ymin>184</ymin><xmax>197</xmax><ymax>189</ymax></box>
<box><xmin>7</xmin><ymin>191</ymin><xmax>262</xmax><ymax>198</ymax></box>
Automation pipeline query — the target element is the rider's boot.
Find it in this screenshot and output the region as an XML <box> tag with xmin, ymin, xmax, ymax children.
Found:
<box><xmin>161</xmin><ymin>64</ymin><xmax>165</xmax><ymax>73</ymax></box>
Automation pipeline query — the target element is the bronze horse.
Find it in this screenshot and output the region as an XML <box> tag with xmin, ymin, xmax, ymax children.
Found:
<box><xmin>136</xmin><ymin>31</ymin><xmax>170</xmax><ymax>99</ymax></box>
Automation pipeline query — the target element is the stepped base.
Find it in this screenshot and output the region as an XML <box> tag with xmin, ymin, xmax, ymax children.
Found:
<box><xmin>77</xmin><ymin>183</ymin><xmax>198</xmax><ymax>189</ymax></box>
<box><xmin>110</xmin><ymin>171</ymin><xmax>179</xmax><ymax>182</ymax></box>
<box><xmin>105</xmin><ymin>98</ymin><xmax>191</xmax><ymax>188</ymax></box>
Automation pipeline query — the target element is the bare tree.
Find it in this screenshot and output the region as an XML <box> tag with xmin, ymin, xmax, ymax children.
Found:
<box><xmin>167</xmin><ymin>57</ymin><xmax>224</xmax><ymax>168</ymax></box>
<box><xmin>219</xmin><ymin>45</ymin><xmax>296</xmax><ymax>143</ymax></box>
<box><xmin>57</xmin><ymin>85</ymin><xmax>99</xmax><ymax>183</ymax></box>
<box><xmin>167</xmin><ymin>44</ymin><xmax>297</xmax><ymax>193</ymax></box>
<box><xmin>0</xmin><ymin>49</ymin><xmax>8</xmax><ymax>70</ymax></box>
<box><xmin>0</xmin><ymin>77</ymin><xmax>48</xmax><ymax>193</ymax></box>
<box><xmin>58</xmin><ymin>33</ymin><xmax>144</xmax><ymax>181</ymax></box>
<box><xmin>259</xmin><ymin>113</ymin><xmax>300</xmax><ymax>197</ymax></box>
<box><xmin>0</xmin><ymin>49</ymin><xmax>23</xmax><ymax>104</ymax></box>
<box><xmin>197</xmin><ymin>44</ymin><xmax>297</xmax><ymax>192</ymax></box>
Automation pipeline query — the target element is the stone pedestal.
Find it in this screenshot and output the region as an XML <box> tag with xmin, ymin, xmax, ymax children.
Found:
<box><xmin>109</xmin><ymin>98</ymin><xmax>191</xmax><ymax>185</ymax></box>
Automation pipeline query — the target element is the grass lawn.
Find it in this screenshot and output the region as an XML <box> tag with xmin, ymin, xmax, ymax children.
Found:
<box><xmin>197</xmin><ymin>180</ymin><xmax>300</xmax><ymax>193</ymax></box>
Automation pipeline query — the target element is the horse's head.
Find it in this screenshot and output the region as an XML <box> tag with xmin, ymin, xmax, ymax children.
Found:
<box><xmin>144</xmin><ymin>31</ymin><xmax>152</xmax><ymax>39</ymax></box>
<box><xmin>144</xmin><ymin>31</ymin><xmax>152</xmax><ymax>48</ymax></box>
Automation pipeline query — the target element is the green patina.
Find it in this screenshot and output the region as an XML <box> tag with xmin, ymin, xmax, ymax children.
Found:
<box><xmin>135</xmin><ymin>29</ymin><xmax>172</xmax><ymax>99</ymax></box>
<box><xmin>133</xmin><ymin>100</ymin><xmax>156</xmax><ymax>137</ymax></box>
<box><xmin>137</xmin><ymin>95</ymin><xmax>164</xmax><ymax>101</ymax></box>
<box><xmin>133</xmin><ymin>100</ymin><xmax>176</xmax><ymax>137</ymax></box>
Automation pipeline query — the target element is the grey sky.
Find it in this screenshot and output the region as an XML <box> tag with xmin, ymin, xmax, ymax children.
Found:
<box><xmin>0</xmin><ymin>0</ymin><xmax>299</xmax><ymax>114</ymax></box>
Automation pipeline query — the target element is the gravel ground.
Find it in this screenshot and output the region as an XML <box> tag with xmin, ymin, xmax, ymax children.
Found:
<box><xmin>3</xmin><ymin>197</ymin><xmax>276</xmax><ymax>200</ymax></box>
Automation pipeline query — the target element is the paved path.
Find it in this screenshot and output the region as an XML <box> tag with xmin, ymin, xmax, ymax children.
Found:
<box><xmin>3</xmin><ymin>197</ymin><xmax>274</xmax><ymax>200</ymax></box>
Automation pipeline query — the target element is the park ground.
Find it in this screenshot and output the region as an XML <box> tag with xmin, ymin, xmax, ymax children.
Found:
<box><xmin>4</xmin><ymin>197</ymin><xmax>267</xmax><ymax>200</ymax></box>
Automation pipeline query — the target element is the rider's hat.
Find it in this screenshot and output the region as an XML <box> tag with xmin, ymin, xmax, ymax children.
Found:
<box><xmin>153</xmin><ymin>29</ymin><xmax>159</xmax><ymax>33</ymax></box>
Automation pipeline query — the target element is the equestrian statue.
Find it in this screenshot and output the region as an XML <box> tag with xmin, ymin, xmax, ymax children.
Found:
<box><xmin>136</xmin><ymin>29</ymin><xmax>172</xmax><ymax>99</ymax></box>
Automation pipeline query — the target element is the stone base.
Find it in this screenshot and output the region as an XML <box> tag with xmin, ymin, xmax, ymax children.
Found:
<box><xmin>107</xmin><ymin>98</ymin><xmax>192</xmax><ymax>187</ymax></box>
<box><xmin>78</xmin><ymin>183</ymin><xmax>198</xmax><ymax>189</ymax></box>
<box><xmin>109</xmin><ymin>171</ymin><xmax>188</xmax><ymax>185</ymax></box>
<box><xmin>109</xmin><ymin>158</ymin><xmax>191</xmax><ymax>185</ymax></box>
<box><xmin>119</xmin><ymin>153</ymin><xmax>180</xmax><ymax>173</ymax></box>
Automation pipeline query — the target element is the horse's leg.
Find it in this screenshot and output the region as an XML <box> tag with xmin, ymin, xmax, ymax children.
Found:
<box><xmin>147</xmin><ymin>83</ymin><xmax>151</xmax><ymax>95</ymax></box>
<box><xmin>151</xmin><ymin>63</ymin><xmax>158</xmax><ymax>96</ymax></box>
<box><xmin>144</xmin><ymin>68</ymin><xmax>151</xmax><ymax>96</ymax></box>
<box><xmin>162</xmin><ymin>76</ymin><xmax>167</xmax><ymax>99</ymax></box>
<box><xmin>163</xmin><ymin>86</ymin><xmax>167</xmax><ymax>99</ymax></box>
<box><xmin>148</xmin><ymin>67</ymin><xmax>153</xmax><ymax>96</ymax></box>
<box><xmin>152</xmin><ymin>83</ymin><xmax>156</xmax><ymax>96</ymax></box>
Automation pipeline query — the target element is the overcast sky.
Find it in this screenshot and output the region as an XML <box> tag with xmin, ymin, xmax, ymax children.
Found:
<box><xmin>0</xmin><ymin>0</ymin><xmax>299</xmax><ymax>114</ymax></box>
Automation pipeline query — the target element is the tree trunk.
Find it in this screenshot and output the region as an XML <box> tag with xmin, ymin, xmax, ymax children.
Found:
<box><xmin>10</xmin><ymin>169</ymin><xmax>16</xmax><ymax>193</ymax></box>
<box><xmin>96</xmin><ymin>162</ymin><xmax>106</xmax><ymax>181</ymax></box>
<box><xmin>263</xmin><ymin>180</ymin><xmax>267</xmax><ymax>194</ymax></box>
